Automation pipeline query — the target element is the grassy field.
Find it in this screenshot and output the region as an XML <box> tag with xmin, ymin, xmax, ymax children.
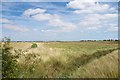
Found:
<box><xmin>1</xmin><ymin>41</ymin><xmax>119</xmax><ymax>78</ymax></box>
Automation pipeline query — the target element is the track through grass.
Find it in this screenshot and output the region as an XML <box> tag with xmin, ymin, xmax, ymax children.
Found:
<box><xmin>59</xmin><ymin>48</ymin><xmax>118</xmax><ymax>77</ymax></box>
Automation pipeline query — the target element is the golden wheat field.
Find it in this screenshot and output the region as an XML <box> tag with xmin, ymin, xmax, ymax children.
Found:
<box><xmin>2</xmin><ymin>41</ymin><xmax>117</xmax><ymax>78</ymax></box>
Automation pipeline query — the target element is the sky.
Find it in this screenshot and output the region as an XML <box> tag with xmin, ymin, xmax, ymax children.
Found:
<box><xmin>0</xmin><ymin>0</ymin><xmax>119</xmax><ymax>41</ymax></box>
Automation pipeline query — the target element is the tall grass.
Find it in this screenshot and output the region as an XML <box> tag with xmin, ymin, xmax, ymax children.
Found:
<box><xmin>1</xmin><ymin>40</ymin><xmax>118</xmax><ymax>78</ymax></box>
<box><xmin>71</xmin><ymin>50</ymin><xmax>118</xmax><ymax>78</ymax></box>
<box><xmin>15</xmin><ymin>46</ymin><xmax>118</xmax><ymax>78</ymax></box>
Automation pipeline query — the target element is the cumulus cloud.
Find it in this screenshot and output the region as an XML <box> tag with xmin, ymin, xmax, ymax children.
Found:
<box><xmin>67</xmin><ymin>0</ymin><xmax>116</xmax><ymax>14</ymax></box>
<box><xmin>23</xmin><ymin>8</ymin><xmax>46</xmax><ymax>17</ymax></box>
<box><xmin>74</xmin><ymin>4</ymin><xmax>110</xmax><ymax>14</ymax></box>
<box><xmin>67</xmin><ymin>0</ymin><xmax>118</xmax><ymax>32</ymax></box>
<box><xmin>79</xmin><ymin>13</ymin><xmax>118</xmax><ymax>30</ymax></box>
<box><xmin>23</xmin><ymin>8</ymin><xmax>76</xmax><ymax>32</ymax></box>
<box><xmin>67</xmin><ymin>0</ymin><xmax>97</xmax><ymax>9</ymax></box>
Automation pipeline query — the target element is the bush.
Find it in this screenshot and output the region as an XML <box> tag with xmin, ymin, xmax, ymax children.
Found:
<box><xmin>31</xmin><ymin>43</ymin><xmax>38</xmax><ymax>48</ymax></box>
<box><xmin>2</xmin><ymin>37</ymin><xmax>18</xmax><ymax>78</ymax></box>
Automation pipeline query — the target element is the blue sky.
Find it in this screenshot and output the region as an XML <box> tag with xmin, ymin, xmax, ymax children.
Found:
<box><xmin>0</xmin><ymin>1</ymin><xmax>118</xmax><ymax>41</ymax></box>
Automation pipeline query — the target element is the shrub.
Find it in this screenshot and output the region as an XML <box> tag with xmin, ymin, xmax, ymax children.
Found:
<box><xmin>2</xmin><ymin>37</ymin><xmax>18</xmax><ymax>78</ymax></box>
<box><xmin>31</xmin><ymin>43</ymin><xmax>38</xmax><ymax>48</ymax></box>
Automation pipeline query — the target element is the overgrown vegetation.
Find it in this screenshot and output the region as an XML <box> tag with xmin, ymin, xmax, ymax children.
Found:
<box><xmin>1</xmin><ymin>38</ymin><xmax>18</xmax><ymax>78</ymax></box>
<box><xmin>0</xmin><ymin>38</ymin><xmax>118</xmax><ymax>78</ymax></box>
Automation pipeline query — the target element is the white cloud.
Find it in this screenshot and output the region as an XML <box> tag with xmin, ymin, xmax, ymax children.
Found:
<box><xmin>108</xmin><ymin>27</ymin><xmax>118</xmax><ymax>32</ymax></box>
<box><xmin>86</xmin><ymin>13</ymin><xmax>117</xmax><ymax>20</ymax></box>
<box><xmin>32</xmin><ymin>13</ymin><xmax>59</xmax><ymax>21</ymax></box>
<box><xmin>49</xmin><ymin>19</ymin><xmax>76</xmax><ymax>32</ymax></box>
<box><xmin>0</xmin><ymin>18</ymin><xmax>11</xmax><ymax>23</ymax></box>
<box><xmin>23</xmin><ymin>8</ymin><xmax>76</xmax><ymax>32</ymax></box>
<box><xmin>67</xmin><ymin>0</ymin><xmax>118</xmax><ymax>32</ymax></box>
<box><xmin>67</xmin><ymin>0</ymin><xmax>97</xmax><ymax>9</ymax></box>
<box><xmin>107</xmin><ymin>24</ymin><xmax>118</xmax><ymax>32</ymax></box>
<box><xmin>102</xmin><ymin>14</ymin><xmax>118</xmax><ymax>19</ymax></box>
<box><xmin>1</xmin><ymin>18</ymin><xmax>29</xmax><ymax>32</ymax></box>
<box><xmin>67</xmin><ymin>0</ymin><xmax>116</xmax><ymax>14</ymax></box>
<box><xmin>2</xmin><ymin>24</ymin><xmax>29</xmax><ymax>32</ymax></box>
<box><xmin>79</xmin><ymin>13</ymin><xmax>118</xmax><ymax>30</ymax></box>
<box><xmin>23</xmin><ymin>8</ymin><xmax>46</xmax><ymax>17</ymax></box>
<box><xmin>74</xmin><ymin>4</ymin><xmax>110</xmax><ymax>14</ymax></box>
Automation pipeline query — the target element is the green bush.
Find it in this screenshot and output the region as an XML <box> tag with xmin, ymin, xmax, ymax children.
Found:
<box><xmin>31</xmin><ymin>43</ymin><xmax>38</xmax><ymax>48</ymax></box>
<box><xmin>2</xmin><ymin>37</ymin><xmax>18</xmax><ymax>78</ymax></box>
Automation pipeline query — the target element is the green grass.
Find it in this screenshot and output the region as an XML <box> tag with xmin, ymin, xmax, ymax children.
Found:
<box><xmin>44</xmin><ymin>41</ymin><xmax>118</xmax><ymax>55</ymax></box>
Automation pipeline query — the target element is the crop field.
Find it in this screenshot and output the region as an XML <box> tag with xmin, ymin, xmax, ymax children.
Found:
<box><xmin>1</xmin><ymin>41</ymin><xmax>119</xmax><ymax>78</ymax></box>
